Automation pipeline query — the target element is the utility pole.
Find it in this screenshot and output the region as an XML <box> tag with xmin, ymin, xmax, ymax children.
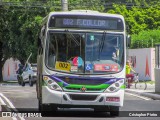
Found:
<box><xmin>0</xmin><ymin>0</ymin><xmax>2</xmax><ymax>7</ymax></box>
<box><xmin>61</xmin><ymin>0</ymin><xmax>68</xmax><ymax>11</ymax></box>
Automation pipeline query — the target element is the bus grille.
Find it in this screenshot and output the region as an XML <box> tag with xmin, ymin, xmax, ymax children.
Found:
<box><xmin>65</xmin><ymin>87</ymin><xmax>103</xmax><ymax>92</ymax></box>
<box><xmin>69</xmin><ymin>94</ymin><xmax>98</xmax><ymax>101</ymax></box>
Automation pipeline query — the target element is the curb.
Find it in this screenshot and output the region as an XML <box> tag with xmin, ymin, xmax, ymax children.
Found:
<box><xmin>125</xmin><ymin>89</ymin><xmax>160</xmax><ymax>100</ymax></box>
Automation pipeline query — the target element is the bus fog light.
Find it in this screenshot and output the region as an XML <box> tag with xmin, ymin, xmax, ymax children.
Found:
<box><xmin>115</xmin><ymin>83</ymin><xmax>120</xmax><ymax>87</ymax></box>
<box><xmin>48</xmin><ymin>80</ymin><xmax>53</xmax><ymax>85</ymax></box>
<box><xmin>104</xmin><ymin>79</ymin><xmax>124</xmax><ymax>93</ymax></box>
<box><xmin>119</xmin><ymin>79</ymin><xmax>124</xmax><ymax>83</ymax></box>
<box><xmin>51</xmin><ymin>84</ymin><xmax>58</xmax><ymax>90</ymax></box>
<box><xmin>106</xmin><ymin>97</ymin><xmax>120</xmax><ymax>102</ymax></box>
<box><xmin>109</xmin><ymin>87</ymin><xmax>116</xmax><ymax>91</ymax></box>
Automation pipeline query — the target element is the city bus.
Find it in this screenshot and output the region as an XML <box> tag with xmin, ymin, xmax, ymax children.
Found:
<box><xmin>37</xmin><ymin>10</ymin><xmax>129</xmax><ymax>116</ymax></box>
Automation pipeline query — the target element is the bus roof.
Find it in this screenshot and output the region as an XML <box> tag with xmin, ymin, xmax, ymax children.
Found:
<box><xmin>48</xmin><ymin>10</ymin><xmax>124</xmax><ymax>20</ymax></box>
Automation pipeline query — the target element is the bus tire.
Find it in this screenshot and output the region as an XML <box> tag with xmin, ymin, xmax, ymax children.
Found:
<box><xmin>38</xmin><ymin>99</ymin><xmax>42</xmax><ymax>112</ymax></box>
<box><xmin>39</xmin><ymin>100</ymin><xmax>57</xmax><ymax>116</ymax></box>
<box><xmin>110</xmin><ymin>106</ymin><xmax>119</xmax><ymax>117</ymax></box>
<box><xmin>94</xmin><ymin>107</ymin><xmax>107</xmax><ymax>112</ymax></box>
<box><xmin>39</xmin><ymin>100</ymin><xmax>48</xmax><ymax>116</ymax></box>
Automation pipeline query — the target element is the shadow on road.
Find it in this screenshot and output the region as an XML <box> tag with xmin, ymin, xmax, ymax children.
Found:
<box><xmin>41</xmin><ymin>111</ymin><xmax>112</xmax><ymax>118</ymax></box>
<box><xmin>8</xmin><ymin>108</ymin><xmax>114</xmax><ymax>118</ymax></box>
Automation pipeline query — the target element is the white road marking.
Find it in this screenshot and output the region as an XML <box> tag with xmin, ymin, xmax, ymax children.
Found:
<box><xmin>0</xmin><ymin>93</ymin><xmax>17</xmax><ymax>109</ymax></box>
<box><xmin>125</xmin><ymin>92</ymin><xmax>151</xmax><ymax>100</ymax></box>
<box><xmin>0</xmin><ymin>94</ymin><xmax>17</xmax><ymax>120</ymax></box>
<box><xmin>0</xmin><ymin>93</ymin><xmax>25</xmax><ymax>120</ymax></box>
<box><xmin>0</xmin><ymin>96</ymin><xmax>6</xmax><ymax>105</ymax></box>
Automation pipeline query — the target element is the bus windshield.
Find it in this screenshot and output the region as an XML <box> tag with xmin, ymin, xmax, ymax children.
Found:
<box><xmin>45</xmin><ymin>31</ymin><xmax>124</xmax><ymax>74</ymax></box>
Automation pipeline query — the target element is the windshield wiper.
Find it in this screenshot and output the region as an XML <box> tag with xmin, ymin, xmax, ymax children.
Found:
<box><xmin>98</xmin><ymin>31</ymin><xmax>106</xmax><ymax>60</ymax></box>
<box><xmin>65</xmin><ymin>29</ymin><xmax>80</xmax><ymax>46</ymax></box>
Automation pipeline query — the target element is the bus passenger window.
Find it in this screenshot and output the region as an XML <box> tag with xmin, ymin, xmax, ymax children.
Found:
<box><xmin>48</xmin><ymin>38</ymin><xmax>56</xmax><ymax>68</ymax></box>
<box><xmin>57</xmin><ymin>34</ymin><xmax>67</xmax><ymax>62</ymax></box>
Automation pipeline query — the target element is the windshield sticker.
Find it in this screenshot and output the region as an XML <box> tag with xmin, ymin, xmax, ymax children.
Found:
<box><xmin>71</xmin><ymin>66</ymin><xmax>78</xmax><ymax>72</ymax></box>
<box><xmin>90</xmin><ymin>35</ymin><xmax>95</xmax><ymax>41</ymax></box>
<box><xmin>85</xmin><ymin>64</ymin><xmax>93</xmax><ymax>71</ymax></box>
<box><xmin>72</xmin><ymin>57</ymin><xmax>83</xmax><ymax>67</ymax></box>
<box><xmin>55</xmin><ymin>61</ymin><xmax>71</xmax><ymax>71</ymax></box>
<box><xmin>94</xmin><ymin>64</ymin><xmax>118</xmax><ymax>72</ymax></box>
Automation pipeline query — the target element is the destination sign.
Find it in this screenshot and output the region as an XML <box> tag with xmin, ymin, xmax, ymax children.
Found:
<box><xmin>49</xmin><ymin>15</ymin><xmax>124</xmax><ymax>30</ymax></box>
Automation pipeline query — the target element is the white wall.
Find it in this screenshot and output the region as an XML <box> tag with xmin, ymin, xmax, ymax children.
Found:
<box><xmin>128</xmin><ymin>48</ymin><xmax>155</xmax><ymax>81</ymax></box>
<box><xmin>2</xmin><ymin>58</ymin><xmax>21</xmax><ymax>81</ymax></box>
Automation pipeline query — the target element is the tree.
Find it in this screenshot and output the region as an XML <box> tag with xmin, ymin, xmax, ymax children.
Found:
<box><xmin>107</xmin><ymin>1</ymin><xmax>160</xmax><ymax>34</ymax></box>
<box><xmin>1</xmin><ymin>0</ymin><xmax>160</xmax><ymax>82</ymax></box>
<box><xmin>0</xmin><ymin>6</ymin><xmax>10</xmax><ymax>82</ymax></box>
<box><xmin>131</xmin><ymin>29</ymin><xmax>160</xmax><ymax>48</ymax></box>
<box><xmin>106</xmin><ymin>1</ymin><xmax>160</xmax><ymax>48</ymax></box>
<box><xmin>0</xmin><ymin>2</ymin><xmax>47</xmax><ymax>81</ymax></box>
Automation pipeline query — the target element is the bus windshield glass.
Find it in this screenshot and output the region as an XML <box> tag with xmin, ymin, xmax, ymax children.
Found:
<box><xmin>45</xmin><ymin>32</ymin><xmax>124</xmax><ymax>74</ymax></box>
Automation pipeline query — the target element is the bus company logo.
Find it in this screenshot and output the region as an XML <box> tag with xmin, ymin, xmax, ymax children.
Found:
<box><xmin>2</xmin><ymin>112</ymin><xmax>11</xmax><ymax>117</ymax></box>
<box><xmin>80</xmin><ymin>86</ymin><xmax>87</xmax><ymax>92</ymax></box>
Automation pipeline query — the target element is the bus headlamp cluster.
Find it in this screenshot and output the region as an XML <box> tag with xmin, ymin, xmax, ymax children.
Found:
<box><xmin>43</xmin><ymin>76</ymin><xmax>62</xmax><ymax>91</ymax></box>
<box><xmin>104</xmin><ymin>79</ymin><xmax>124</xmax><ymax>93</ymax></box>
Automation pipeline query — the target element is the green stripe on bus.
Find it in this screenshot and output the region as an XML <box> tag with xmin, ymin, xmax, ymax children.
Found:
<box><xmin>64</xmin><ymin>84</ymin><xmax>110</xmax><ymax>89</ymax></box>
<box><xmin>58</xmin><ymin>82</ymin><xmax>63</xmax><ymax>87</ymax></box>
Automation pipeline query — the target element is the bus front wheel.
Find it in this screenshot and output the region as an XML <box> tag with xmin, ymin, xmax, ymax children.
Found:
<box><xmin>110</xmin><ymin>106</ymin><xmax>119</xmax><ymax>117</ymax></box>
<box><xmin>39</xmin><ymin>100</ymin><xmax>57</xmax><ymax>116</ymax></box>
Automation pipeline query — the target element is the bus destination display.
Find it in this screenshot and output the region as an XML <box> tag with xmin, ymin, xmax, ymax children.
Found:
<box><xmin>61</xmin><ymin>18</ymin><xmax>117</xmax><ymax>28</ymax></box>
<box><xmin>49</xmin><ymin>16</ymin><xmax>124</xmax><ymax>30</ymax></box>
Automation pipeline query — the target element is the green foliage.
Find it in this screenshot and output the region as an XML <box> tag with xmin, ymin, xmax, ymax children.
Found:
<box><xmin>1</xmin><ymin>0</ymin><xmax>160</xmax><ymax>64</ymax></box>
<box><xmin>131</xmin><ymin>29</ymin><xmax>160</xmax><ymax>48</ymax></box>
<box><xmin>69</xmin><ymin>0</ymin><xmax>105</xmax><ymax>12</ymax></box>
<box><xmin>0</xmin><ymin>4</ymin><xmax>46</xmax><ymax>64</ymax></box>
<box><xmin>0</xmin><ymin>0</ymin><xmax>160</xmax><ymax>82</ymax></box>
<box><xmin>107</xmin><ymin>1</ymin><xmax>160</xmax><ymax>48</ymax></box>
<box><xmin>108</xmin><ymin>2</ymin><xmax>160</xmax><ymax>34</ymax></box>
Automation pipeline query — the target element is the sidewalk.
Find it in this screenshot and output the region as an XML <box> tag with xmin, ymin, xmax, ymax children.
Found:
<box><xmin>125</xmin><ymin>83</ymin><xmax>160</xmax><ymax>100</ymax></box>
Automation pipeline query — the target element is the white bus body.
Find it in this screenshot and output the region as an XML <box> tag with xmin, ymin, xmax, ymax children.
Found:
<box><xmin>37</xmin><ymin>10</ymin><xmax>127</xmax><ymax>116</ymax></box>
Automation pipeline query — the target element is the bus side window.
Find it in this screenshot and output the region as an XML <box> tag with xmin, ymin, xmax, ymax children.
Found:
<box><xmin>48</xmin><ymin>55</ymin><xmax>56</xmax><ymax>68</ymax></box>
<box><xmin>57</xmin><ymin>34</ymin><xmax>67</xmax><ymax>62</ymax></box>
<box><xmin>48</xmin><ymin>36</ymin><xmax>56</xmax><ymax>68</ymax></box>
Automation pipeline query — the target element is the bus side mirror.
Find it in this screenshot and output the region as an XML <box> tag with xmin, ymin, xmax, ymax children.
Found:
<box><xmin>38</xmin><ymin>37</ymin><xmax>43</xmax><ymax>55</ymax></box>
<box><xmin>126</xmin><ymin>35</ymin><xmax>131</xmax><ymax>48</ymax></box>
<box><xmin>38</xmin><ymin>25</ymin><xmax>46</xmax><ymax>48</ymax></box>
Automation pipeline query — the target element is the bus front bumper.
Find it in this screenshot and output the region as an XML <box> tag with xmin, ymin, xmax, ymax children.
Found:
<box><xmin>42</xmin><ymin>86</ymin><xmax>124</xmax><ymax>107</ymax></box>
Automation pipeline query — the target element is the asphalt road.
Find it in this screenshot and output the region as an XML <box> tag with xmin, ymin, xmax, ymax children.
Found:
<box><xmin>0</xmin><ymin>83</ymin><xmax>160</xmax><ymax>120</ymax></box>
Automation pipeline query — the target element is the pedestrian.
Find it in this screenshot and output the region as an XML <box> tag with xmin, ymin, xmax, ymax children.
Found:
<box><xmin>126</xmin><ymin>60</ymin><xmax>135</xmax><ymax>74</ymax></box>
<box><xmin>16</xmin><ymin>63</ymin><xmax>24</xmax><ymax>85</ymax></box>
<box><xmin>126</xmin><ymin>60</ymin><xmax>136</xmax><ymax>88</ymax></box>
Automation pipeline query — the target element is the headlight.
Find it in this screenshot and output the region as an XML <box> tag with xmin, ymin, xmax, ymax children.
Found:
<box><xmin>43</xmin><ymin>76</ymin><xmax>62</xmax><ymax>91</ymax></box>
<box><xmin>104</xmin><ymin>79</ymin><xmax>124</xmax><ymax>93</ymax></box>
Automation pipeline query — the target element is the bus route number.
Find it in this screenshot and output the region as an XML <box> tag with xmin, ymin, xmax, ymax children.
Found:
<box><xmin>63</xmin><ymin>19</ymin><xmax>73</xmax><ymax>25</ymax></box>
<box><xmin>55</xmin><ymin>61</ymin><xmax>71</xmax><ymax>71</ymax></box>
<box><xmin>59</xmin><ymin>62</ymin><xmax>68</xmax><ymax>68</ymax></box>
